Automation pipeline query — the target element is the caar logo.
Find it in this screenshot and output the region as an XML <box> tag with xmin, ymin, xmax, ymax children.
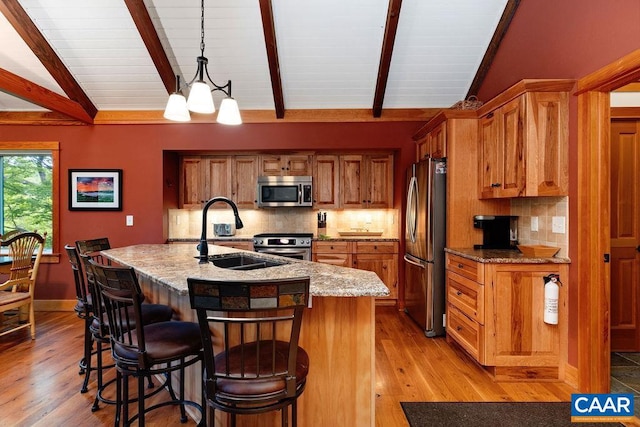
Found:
<box><xmin>571</xmin><ymin>393</ymin><xmax>634</xmax><ymax>422</ymax></box>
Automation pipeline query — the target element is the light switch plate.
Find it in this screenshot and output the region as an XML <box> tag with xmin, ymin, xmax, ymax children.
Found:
<box><xmin>126</xmin><ymin>215</ymin><xmax>134</xmax><ymax>226</ymax></box>
<box><xmin>552</xmin><ymin>216</ymin><xmax>565</xmax><ymax>234</ymax></box>
<box><xmin>531</xmin><ymin>216</ymin><xmax>539</xmax><ymax>232</ymax></box>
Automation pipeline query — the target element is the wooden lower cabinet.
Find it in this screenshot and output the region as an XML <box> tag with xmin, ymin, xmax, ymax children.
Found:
<box><xmin>313</xmin><ymin>240</ymin><xmax>398</xmax><ymax>303</ymax></box>
<box><xmin>446</xmin><ymin>253</ymin><xmax>569</xmax><ymax>380</ymax></box>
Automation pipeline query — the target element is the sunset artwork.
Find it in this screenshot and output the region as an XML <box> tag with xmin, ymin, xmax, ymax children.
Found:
<box><xmin>75</xmin><ymin>177</ymin><xmax>114</xmax><ymax>203</ymax></box>
<box><xmin>69</xmin><ymin>169</ymin><xmax>122</xmax><ymax>210</ymax></box>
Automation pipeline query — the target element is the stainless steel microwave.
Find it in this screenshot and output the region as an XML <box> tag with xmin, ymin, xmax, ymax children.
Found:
<box><xmin>257</xmin><ymin>176</ymin><xmax>313</xmax><ymax>207</ymax></box>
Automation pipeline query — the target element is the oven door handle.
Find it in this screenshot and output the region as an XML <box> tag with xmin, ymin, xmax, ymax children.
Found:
<box><xmin>256</xmin><ymin>248</ymin><xmax>309</xmax><ymax>257</ymax></box>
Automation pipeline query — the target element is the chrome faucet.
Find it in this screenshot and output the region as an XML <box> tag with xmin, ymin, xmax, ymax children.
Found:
<box><xmin>198</xmin><ymin>196</ymin><xmax>244</xmax><ymax>264</ymax></box>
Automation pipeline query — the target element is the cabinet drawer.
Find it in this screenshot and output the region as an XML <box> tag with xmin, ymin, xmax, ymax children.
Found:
<box><xmin>313</xmin><ymin>253</ymin><xmax>352</xmax><ymax>267</ymax></box>
<box><xmin>354</xmin><ymin>241</ymin><xmax>397</xmax><ymax>254</ymax></box>
<box><xmin>447</xmin><ymin>304</ymin><xmax>484</xmax><ymax>363</ymax></box>
<box><xmin>313</xmin><ymin>241</ymin><xmax>351</xmax><ymax>253</ymax></box>
<box><xmin>446</xmin><ymin>254</ymin><xmax>484</xmax><ymax>284</ymax></box>
<box><xmin>447</xmin><ymin>271</ymin><xmax>484</xmax><ymax>324</ymax></box>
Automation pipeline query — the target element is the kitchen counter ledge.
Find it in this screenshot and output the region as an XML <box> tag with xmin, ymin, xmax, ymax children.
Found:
<box><xmin>445</xmin><ymin>247</ymin><xmax>571</xmax><ymax>264</ymax></box>
<box><xmin>102</xmin><ymin>243</ymin><xmax>389</xmax><ymax>297</ymax></box>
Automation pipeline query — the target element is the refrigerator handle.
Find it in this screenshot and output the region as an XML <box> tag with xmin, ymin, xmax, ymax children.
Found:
<box><xmin>426</xmin><ymin>159</ymin><xmax>434</xmax><ymax>261</ymax></box>
<box><xmin>404</xmin><ymin>254</ymin><xmax>426</xmax><ymax>269</ymax></box>
<box><xmin>406</xmin><ymin>176</ymin><xmax>418</xmax><ymax>243</ymax></box>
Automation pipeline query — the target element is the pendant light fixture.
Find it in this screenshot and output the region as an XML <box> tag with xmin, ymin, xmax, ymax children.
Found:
<box><xmin>163</xmin><ymin>0</ymin><xmax>242</xmax><ymax>125</ymax></box>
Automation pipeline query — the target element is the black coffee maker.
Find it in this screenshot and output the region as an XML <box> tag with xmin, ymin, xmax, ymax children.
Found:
<box><xmin>473</xmin><ymin>215</ymin><xmax>518</xmax><ymax>249</ymax></box>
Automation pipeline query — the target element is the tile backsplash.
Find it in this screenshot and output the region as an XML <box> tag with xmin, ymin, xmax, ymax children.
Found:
<box><xmin>510</xmin><ymin>197</ymin><xmax>569</xmax><ymax>258</ymax></box>
<box><xmin>168</xmin><ymin>208</ymin><xmax>400</xmax><ymax>239</ymax></box>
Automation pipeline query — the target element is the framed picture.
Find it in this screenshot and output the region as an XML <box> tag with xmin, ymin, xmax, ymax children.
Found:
<box><xmin>68</xmin><ymin>169</ymin><xmax>122</xmax><ymax>211</ymax></box>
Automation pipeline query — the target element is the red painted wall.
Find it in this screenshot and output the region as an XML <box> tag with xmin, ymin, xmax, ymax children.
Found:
<box><xmin>477</xmin><ymin>0</ymin><xmax>640</xmax><ymax>366</ymax></box>
<box><xmin>0</xmin><ymin>122</ymin><xmax>420</xmax><ymax>301</ymax></box>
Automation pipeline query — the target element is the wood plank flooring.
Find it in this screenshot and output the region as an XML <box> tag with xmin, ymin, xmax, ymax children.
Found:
<box><xmin>0</xmin><ymin>307</ymin><xmax>635</xmax><ymax>426</ymax></box>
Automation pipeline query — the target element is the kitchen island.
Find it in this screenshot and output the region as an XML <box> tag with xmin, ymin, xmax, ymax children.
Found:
<box><xmin>102</xmin><ymin>243</ymin><xmax>388</xmax><ymax>427</ymax></box>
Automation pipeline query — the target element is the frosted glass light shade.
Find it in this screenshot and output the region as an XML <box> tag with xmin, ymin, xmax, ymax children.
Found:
<box><xmin>187</xmin><ymin>81</ymin><xmax>215</xmax><ymax>114</ymax></box>
<box><xmin>216</xmin><ymin>98</ymin><xmax>242</xmax><ymax>125</ymax></box>
<box><xmin>163</xmin><ymin>94</ymin><xmax>190</xmax><ymax>122</ymax></box>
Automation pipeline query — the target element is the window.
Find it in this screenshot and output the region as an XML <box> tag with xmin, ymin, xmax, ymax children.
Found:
<box><xmin>0</xmin><ymin>142</ymin><xmax>59</xmax><ymax>259</ymax></box>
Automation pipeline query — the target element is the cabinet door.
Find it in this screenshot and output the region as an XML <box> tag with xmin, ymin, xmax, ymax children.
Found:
<box><xmin>340</xmin><ymin>155</ymin><xmax>365</xmax><ymax>208</ymax></box>
<box><xmin>484</xmin><ymin>264</ymin><xmax>561</xmax><ymax>367</ymax></box>
<box><xmin>429</xmin><ymin>122</ymin><xmax>447</xmax><ymax>159</ymax></box>
<box><xmin>260</xmin><ymin>155</ymin><xmax>311</xmax><ymax>176</ymax></box>
<box><xmin>179</xmin><ymin>156</ymin><xmax>203</xmax><ymax>209</ymax></box>
<box><xmin>202</xmin><ymin>156</ymin><xmax>233</xmax><ymax>205</ymax></box>
<box><xmin>499</xmin><ymin>97</ymin><xmax>525</xmax><ymax>197</ymax></box>
<box><xmin>524</xmin><ymin>91</ymin><xmax>569</xmax><ymax>196</ymax></box>
<box><xmin>233</xmin><ymin>156</ymin><xmax>258</xmax><ymax>208</ymax></box>
<box><xmin>287</xmin><ymin>155</ymin><xmax>312</xmax><ymax>176</ymax></box>
<box><xmin>478</xmin><ymin>113</ymin><xmax>502</xmax><ymax>198</ymax></box>
<box><xmin>353</xmin><ymin>253</ymin><xmax>398</xmax><ymax>300</ymax></box>
<box><xmin>367</xmin><ymin>154</ymin><xmax>393</xmax><ymax>208</ymax></box>
<box><xmin>313</xmin><ymin>155</ymin><xmax>340</xmax><ymax>209</ymax></box>
<box><xmin>479</xmin><ymin>97</ymin><xmax>525</xmax><ymax>198</ymax></box>
<box><xmin>416</xmin><ymin>135</ymin><xmax>429</xmax><ymax>161</ymax></box>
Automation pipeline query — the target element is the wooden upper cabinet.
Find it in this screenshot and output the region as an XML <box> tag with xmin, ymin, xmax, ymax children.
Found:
<box><xmin>202</xmin><ymin>156</ymin><xmax>233</xmax><ymax>205</ymax></box>
<box><xmin>415</xmin><ymin>122</ymin><xmax>446</xmax><ymax>161</ymax></box>
<box><xmin>429</xmin><ymin>122</ymin><xmax>447</xmax><ymax>159</ymax></box>
<box><xmin>232</xmin><ymin>155</ymin><xmax>258</xmax><ymax>208</ymax></box>
<box><xmin>179</xmin><ymin>156</ymin><xmax>204</xmax><ymax>209</ymax></box>
<box><xmin>179</xmin><ymin>155</ymin><xmax>257</xmax><ymax>209</ymax></box>
<box><xmin>477</xmin><ymin>80</ymin><xmax>571</xmax><ymax>199</ymax></box>
<box><xmin>340</xmin><ymin>154</ymin><xmax>393</xmax><ymax>208</ymax></box>
<box><xmin>313</xmin><ymin>155</ymin><xmax>340</xmax><ymax>209</ymax></box>
<box><xmin>260</xmin><ymin>154</ymin><xmax>311</xmax><ymax>176</ymax></box>
<box><xmin>479</xmin><ymin>97</ymin><xmax>525</xmax><ymax>198</ymax></box>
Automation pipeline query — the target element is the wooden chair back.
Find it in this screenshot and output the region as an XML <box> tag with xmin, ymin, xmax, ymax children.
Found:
<box><xmin>0</xmin><ymin>231</ymin><xmax>46</xmax><ymax>339</ymax></box>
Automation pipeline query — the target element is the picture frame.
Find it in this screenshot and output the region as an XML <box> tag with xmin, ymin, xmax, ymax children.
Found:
<box><xmin>68</xmin><ymin>169</ymin><xmax>122</xmax><ymax>211</ymax></box>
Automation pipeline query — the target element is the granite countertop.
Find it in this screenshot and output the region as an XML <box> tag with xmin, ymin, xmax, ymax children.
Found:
<box><xmin>102</xmin><ymin>244</ymin><xmax>389</xmax><ymax>298</ymax></box>
<box><xmin>445</xmin><ymin>247</ymin><xmax>571</xmax><ymax>264</ymax></box>
<box><xmin>167</xmin><ymin>236</ymin><xmax>399</xmax><ymax>242</ymax></box>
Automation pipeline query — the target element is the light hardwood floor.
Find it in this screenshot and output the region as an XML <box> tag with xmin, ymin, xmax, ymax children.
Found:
<box><xmin>1</xmin><ymin>307</ymin><xmax>637</xmax><ymax>426</ymax></box>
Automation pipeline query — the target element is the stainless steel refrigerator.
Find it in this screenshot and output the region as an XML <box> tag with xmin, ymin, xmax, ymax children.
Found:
<box><xmin>404</xmin><ymin>158</ymin><xmax>446</xmax><ymax>337</ymax></box>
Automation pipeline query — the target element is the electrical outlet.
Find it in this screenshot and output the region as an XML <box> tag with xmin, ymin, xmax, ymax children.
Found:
<box><xmin>552</xmin><ymin>216</ymin><xmax>565</xmax><ymax>234</ymax></box>
<box><xmin>531</xmin><ymin>216</ymin><xmax>539</xmax><ymax>232</ymax></box>
<box><xmin>126</xmin><ymin>215</ymin><xmax>134</xmax><ymax>226</ymax></box>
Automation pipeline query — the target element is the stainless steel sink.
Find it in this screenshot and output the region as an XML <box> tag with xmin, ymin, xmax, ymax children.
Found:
<box><xmin>206</xmin><ymin>253</ymin><xmax>288</xmax><ymax>270</ymax></box>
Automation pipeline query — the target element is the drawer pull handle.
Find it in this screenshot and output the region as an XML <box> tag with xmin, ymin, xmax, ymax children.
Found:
<box><xmin>458</xmin><ymin>263</ymin><xmax>463</xmax><ymax>268</ymax></box>
<box><xmin>456</xmin><ymin>326</ymin><xmax>463</xmax><ymax>331</ymax></box>
<box><xmin>456</xmin><ymin>291</ymin><xmax>462</xmax><ymax>296</ymax></box>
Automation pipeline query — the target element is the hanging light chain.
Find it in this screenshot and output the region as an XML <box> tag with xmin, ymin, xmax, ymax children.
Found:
<box><xmin>199</xmin><ymin>0</ymin><xmax>205</xmax><ymax>56</ymax></box>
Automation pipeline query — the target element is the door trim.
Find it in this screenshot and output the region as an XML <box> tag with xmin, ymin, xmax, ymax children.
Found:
<box><xmin>577</xmin><ymin>48</ymin><xmax>640</xmax><ymax>392</ymax></box>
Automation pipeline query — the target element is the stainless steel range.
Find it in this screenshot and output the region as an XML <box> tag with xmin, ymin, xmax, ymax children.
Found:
<box><xmin>253</xmin><ymin>233</ymin><xmax>313</xmax><ymax>261</ymax></box>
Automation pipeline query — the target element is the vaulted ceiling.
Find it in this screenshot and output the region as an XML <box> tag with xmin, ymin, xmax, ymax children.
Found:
<box><xmin>0</xmin><ymin>0</ymin><xmax>517</xmax><ymax>123</ymax></box>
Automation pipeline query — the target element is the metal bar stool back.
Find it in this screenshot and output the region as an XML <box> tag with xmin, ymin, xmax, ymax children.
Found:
<box><xmin>188</xmin><ymin>276</ymin><xmax>310</xmax><ymax>427</ymax></box>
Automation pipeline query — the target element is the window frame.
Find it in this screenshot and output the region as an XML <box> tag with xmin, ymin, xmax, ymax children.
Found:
<box><xmin>0</xmin><ymin>141</ymin><xmax>60</xmax><ymax>264</ymax></box>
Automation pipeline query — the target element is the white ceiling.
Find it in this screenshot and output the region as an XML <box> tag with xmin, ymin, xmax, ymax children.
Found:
<box><xmin>0</xmin><ymin>0</ymin><xmax>508</xmax><ymax>115</ymax></box>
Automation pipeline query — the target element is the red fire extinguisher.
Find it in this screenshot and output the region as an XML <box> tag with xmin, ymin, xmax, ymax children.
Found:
<box><xmin>544</xmin><ymin>274</ymin><xmax>561</xmax><ymax>325</ymax></box>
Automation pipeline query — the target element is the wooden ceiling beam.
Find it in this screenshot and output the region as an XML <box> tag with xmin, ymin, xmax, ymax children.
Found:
<box><xmin>259</xmin><ymin>0</ymin><xmax>285</xmax><ymax>119</ymax></box>
<box><xmin>467</xmin><ymin>0</ymin><xmax>520</xmax><ymax>97</ymax></box>
<box><xmin>124</xmin><ymin>0</ymin><xmax>176</xmax><ymax>94</ymax></box>
<box><xmin>0</xmin><ymin>68</ymin><xmax>93</xmax><ymax>123</ymax></box>
<box><xmin>0</xmin><ymin>0</ymin><xmax>97</xmax><ymax>119</ymax></box>
<box><xmin>372</xmin><ymin>0</ymin><xmax>403</xmax><ymax>118</ymax></box>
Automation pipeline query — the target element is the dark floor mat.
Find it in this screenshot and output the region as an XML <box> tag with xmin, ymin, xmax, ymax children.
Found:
<box><xmin>400</xmin><ymin>402</ymin><xmax>625</xmax><ymax>427</ymax></box>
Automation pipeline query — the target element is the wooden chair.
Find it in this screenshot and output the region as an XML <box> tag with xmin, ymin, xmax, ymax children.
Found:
<box><xmin>89</xmin><ymin>259</ymin><xmax>204</xmax><ymax>427</ymax></box>
<box><xmin>76</xmin><ymin>238</ymin><xmax>173</xmax><ymax>412</ymax></box>
<box><xmin>0</xmin><ymin>231</ymin><xmax>46</xmax><ymax>339</ymax></box>
<box><xmin>65</xmin><ymin>244</ymin><xmax>98</xmax><ymax>393</ymax></box>
<box><xmin>187</xmin><ymin>276</ymin><xmax>310</xmax><ymax>427</ymax></box>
